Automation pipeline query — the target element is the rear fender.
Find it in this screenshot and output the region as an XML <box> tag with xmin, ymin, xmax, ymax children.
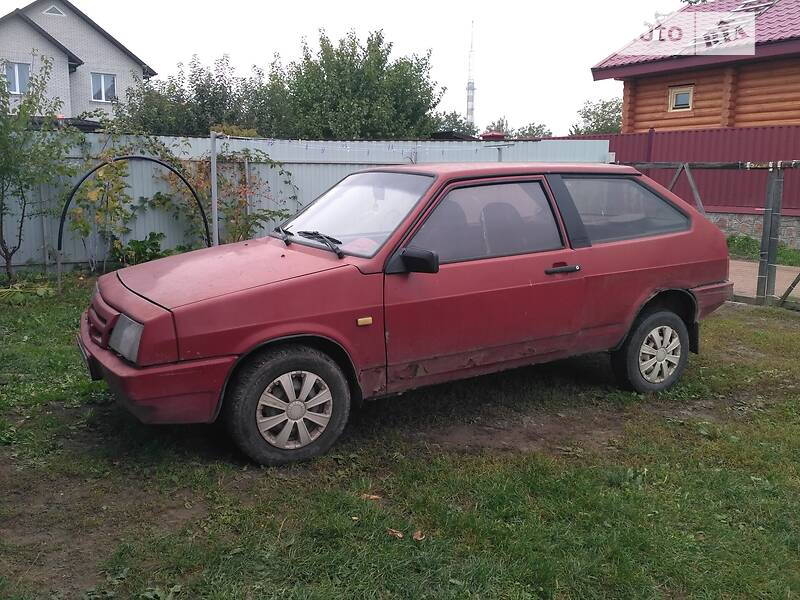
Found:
<box><xmin>613</xmin><ymin>288</ymin><xmax>699</xmax><ymax>354</ymax></box>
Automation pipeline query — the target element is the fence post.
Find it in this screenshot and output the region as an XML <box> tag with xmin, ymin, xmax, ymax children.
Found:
<box><xmin>683</xmin><ymin>164</ymin><xmax>706</xmax><ymax>215</ymax></box>
<box><xmin>667</xmin><ymin>164</ymin><xmax>684</xmax><ymax>191</ymax></box>
<box><xmin>766</xmin><ymin>165</ymin><xmax>784</xmax><ymax>299</ymax></box>
<box><xmin>210</xmin><ymin>131</ymin><xmax>220</xmax><ymax>246</ymax></box>
<box><xmin>243</xmin><ymin>156</ymin><xmax>250</xmax><ymax>216</ymax></box>
<box><xmin>756</xmin><ymin>165</ymin><xmax>784</xmax><ymax>303</ymax></box>
<box><xmin>778</xmin><ymin>271</ymin><xmax>800</xmax><ymax>307</ymax></box>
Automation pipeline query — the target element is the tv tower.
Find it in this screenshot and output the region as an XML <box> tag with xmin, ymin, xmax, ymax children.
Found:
<box><xmin>466</xmin><ymin>21</ymin><xmax>475</xmax><ymax>127</ymax></box>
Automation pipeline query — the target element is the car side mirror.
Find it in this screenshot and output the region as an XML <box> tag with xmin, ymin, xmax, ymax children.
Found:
<box><xmin>386</xmin><ymin>247</ymin><xmax>439</xmax><ymax>274</ymax></box>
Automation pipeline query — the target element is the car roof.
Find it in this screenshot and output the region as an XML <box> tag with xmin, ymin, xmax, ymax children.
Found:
<box><xmin>362</xmin><ymin>162</ymin><xmax>639</xmax><ymax>178</ymax></box>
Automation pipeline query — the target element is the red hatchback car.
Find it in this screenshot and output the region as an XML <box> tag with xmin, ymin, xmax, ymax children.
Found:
<box><xmin>78</xmin><ymin>163</ymin><xmax>732</xmax><ymax>464</ymax></box>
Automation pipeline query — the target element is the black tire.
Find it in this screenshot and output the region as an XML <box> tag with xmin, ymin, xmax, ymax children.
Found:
<box><xmin>610</xmin><ymin>310</ymin><xmax>690</xmax><ymax>393</ymax></box>
<box><xmin>223</xmin><ymin>345</ymin><xmax>351</xmax><ymax>465</ymax></box>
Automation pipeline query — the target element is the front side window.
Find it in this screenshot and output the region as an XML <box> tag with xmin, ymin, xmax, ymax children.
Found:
<box><xmin>3</xmin><ymin>62</ymin><xmax>30</xmax><ymax>95</ymax></box>
<box><xmin>410</xmin><ymin>181</ymin><xmax>563</xmax><ymax>263</ymax></box>
<box><xmin>281</xmin><ymin>172</ymin><xmax>433</xmax><ymax>257</ymax></box>
<box><xmin>563</xmin><ymin>177</ymin><xmax>689</xmax><ymax>244</ymax></box>
<box><xmin>91</xmin><ymin>73</ymin><xmax>116</xmax><ymax>102</ymax></box>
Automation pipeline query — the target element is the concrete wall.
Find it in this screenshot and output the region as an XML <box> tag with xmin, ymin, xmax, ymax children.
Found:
<box><xmin>23</xmin><ymin>0</ymin><xmax>146</xmax><ymax>117</ymax></box>
<box><xmin>0</xmin><ymin>16</ymin><xmax>72</xmax><ymax>115</ymax></box>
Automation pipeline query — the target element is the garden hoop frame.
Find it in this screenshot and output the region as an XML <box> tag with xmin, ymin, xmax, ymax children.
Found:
<box><xmin>56</xmin><ymin>154</ymin><xmax>211</xmax><ymax>290</ymax></box>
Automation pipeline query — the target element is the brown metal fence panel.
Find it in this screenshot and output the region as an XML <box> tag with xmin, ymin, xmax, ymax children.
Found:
<box><xmin>556</xmin><ymin>126</ymin><xmax>800</xmax><ymax>213</ymax></box>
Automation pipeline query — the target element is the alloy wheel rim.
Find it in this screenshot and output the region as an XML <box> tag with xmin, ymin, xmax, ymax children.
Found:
<box><xmin>638</xmin><ymin>325</ymin><xmax>681</xmax><ymax>384</ymax></box>
<box><xmin>255</xmin><ymin>371</ymin><xmax>333</xmax><ymax>449</ymax></box>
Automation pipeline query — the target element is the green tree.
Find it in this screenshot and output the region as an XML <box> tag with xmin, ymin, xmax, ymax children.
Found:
<box><xmin>274</xmin><ymin>30</ymin><xmax>442</xmax><ymax>139</ymax></box>
<box><xmin>116</xmin><ymin>56</ymin><xmax>246</xmax><ymax>136</ymax></box>
<box><xmin>515</xmin><ymin>122</ymin><xmax>552</xmax><ymax>138</ymax></box>
<box><xmin>432</xmin><ymin>111</ymin><xmax>478</xmax><ymax>137</ymax></box>
<box><xmin>569</xmin><ymin>98</ymin><xmax>623</xmax><ymax>135</ymax></box>
<box><xmin>115</xmin><ymin>76</ymin><xmax>192</xmax><ymax>135</ymax></box>
<box><xmin>116</xmin><ymin>31</ymin><xmax>445</xmax><ymax>140</ymax></box>
<box><xmin>484</xmin><ymin>117</ymin><xmax>513</xmax><ymax>135</ymax></box>
<box><xmin>0</xmin><ymin>55</ymin><xmax>83</xmax><ymax>281</ymax></box>
<box><xmin>481</xmin><ymin>118</ymin><xmax>551</xmax><ymax>138</ymax></box>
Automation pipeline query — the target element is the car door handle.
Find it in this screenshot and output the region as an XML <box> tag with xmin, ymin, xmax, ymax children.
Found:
<box><xmin>545</xmin><ymin>264</ymin><xmax>581</xmax><ymax>275</ymax></box>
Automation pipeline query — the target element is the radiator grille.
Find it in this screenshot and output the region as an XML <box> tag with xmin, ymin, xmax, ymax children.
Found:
<box><xmin>87</xmin><ymin>291</ymin><xmax>119</xmax><ymax>348</ymax></box>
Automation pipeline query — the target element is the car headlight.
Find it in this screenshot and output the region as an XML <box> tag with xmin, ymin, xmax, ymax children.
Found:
<box><xmin>109</xmin><ymin>314</ymin><xmax>144</xmax><ymax>363</ymax></box>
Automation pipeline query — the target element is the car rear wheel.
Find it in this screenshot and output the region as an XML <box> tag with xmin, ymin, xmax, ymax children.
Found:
<box><xmin>223</xmin><ymin>345</ymin><xmax>351</xmax><ymax>465</ymax></box>
<box><xmin>611</xmin><ymin>310</ymin><xmax>689</xmax><ymax>393</ymax></box>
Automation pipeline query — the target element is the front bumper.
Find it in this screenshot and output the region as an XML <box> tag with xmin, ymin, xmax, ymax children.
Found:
<box><xmin>78</xmin><ymin>312</ymin><xmax>236</xmax><ymax>424</ymax></box>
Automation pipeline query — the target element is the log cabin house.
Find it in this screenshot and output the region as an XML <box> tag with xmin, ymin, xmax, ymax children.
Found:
<box><xmin>593</xmin><ymin>0</ymin><xmax>800</xmax><ymax>133</ymax></box>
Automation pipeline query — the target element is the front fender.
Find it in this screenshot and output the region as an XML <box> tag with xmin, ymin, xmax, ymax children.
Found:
<box><xmin>172</xmin><ymin>266</ymin><xmax>386</xmax><ymax>396</ymax></box>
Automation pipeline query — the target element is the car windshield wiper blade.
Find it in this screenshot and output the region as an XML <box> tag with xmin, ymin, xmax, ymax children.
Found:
<box><xmin>297</xmin><ymin>230</ymin><xmax>344</xmax><ymax>258</ymax></box>
<box><xmin>273</xmin><ymin>225</ymin><xmax>292</xmax><ymax>245</ymax></box>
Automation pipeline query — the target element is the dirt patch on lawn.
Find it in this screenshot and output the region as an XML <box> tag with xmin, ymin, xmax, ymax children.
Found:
<box><xmin>718</xmin><ymin>301</ymin><xmax>800</xmax><ymax>331</ymax></box>
<box><xmin>419</xmin><ymin>397</ymin><xmax>735</xmax><ymax>457</ymax></box>
<box><xmin>0</xmin><ymin>458</ymin><xmax>207</xmax><ymax>598</ymax></box>
<box><xmin>421</xmin><ymin>405</ymin><xmax>626</xmax><ymax>455</ymax></box>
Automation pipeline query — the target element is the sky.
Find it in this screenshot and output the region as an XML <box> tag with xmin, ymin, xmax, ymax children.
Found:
<box><xmin>1</xmin><ymin>0</ymin><xmax>688</xmax><ymax>135</ymax></box>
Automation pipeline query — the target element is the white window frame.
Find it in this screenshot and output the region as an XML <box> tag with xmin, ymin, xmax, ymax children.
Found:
<box><xmin>668</xmin><ymin>85</ymin><xmax>694</xmax><ymax>112</ymax></box>
<box><xmin>42</xmin><ymin>5</ymin><xmax>66</xmax><ymax>16</ymax></box>
<box><xmin>3</xmin><ymin>62</ymin><xmax>30</xmax><ymax>95</ymax></box>
<box><xmin>91</xmin><ymin>72</ymin><xmax>117</xmax><ymax>103</ymax></box>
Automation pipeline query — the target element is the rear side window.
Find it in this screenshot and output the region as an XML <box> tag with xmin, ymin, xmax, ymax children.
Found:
<box><xmin>563</xmin><ymin>177</ymin><xmax>689</xmax><ymax>244</ymax></box>
<box><xmin>410</xmin><ymin>181</ymin><xmax>563</xmax><ymax>263</ymax></box>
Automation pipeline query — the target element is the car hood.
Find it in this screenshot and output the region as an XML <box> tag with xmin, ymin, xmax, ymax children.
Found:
<box><xmin>117</xmin><ymin>237</ymin><xmax>347</xmax><ymax>309</ymax></box>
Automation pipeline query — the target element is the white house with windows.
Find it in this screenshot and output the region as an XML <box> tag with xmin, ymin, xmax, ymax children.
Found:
<box><xmin>0</xmin><ymin>0</ymin><xmax>155</xmax><ymax>117</ymax></box>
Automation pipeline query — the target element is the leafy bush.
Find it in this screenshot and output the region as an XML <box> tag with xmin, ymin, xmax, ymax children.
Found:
<box><xmin>727</xmin><ymin>234</ymin><xmax>761</xmax><ymax>259</ymax></box>
<box><xmin>147</xmin><ymin>147</ymin><xmax>293</xmax><ymax>248</ymax></box>
<box><xmin>110</xmin><ymin>232</ymin><xmax>172</xmax><ymax>267</ymax></box>
<box><xmin>0</xmin><ymin>282</ymin><xmax>55</xmax><ymax>305</ymax></box>
<box><xmin>727</xmin><ymin>234</ymin><xmax>800</xmax><ymax>267</ymax></box>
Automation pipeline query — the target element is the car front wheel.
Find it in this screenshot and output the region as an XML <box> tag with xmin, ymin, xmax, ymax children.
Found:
<box><xmin>223</xmin><ymin>345</ymin><xmax>351</xmax><ymax>465</ymax></box>
<box><xmin>611</xmin><ymin>310</ymin><xmax>689</xmax><ymax>393</ymax></box>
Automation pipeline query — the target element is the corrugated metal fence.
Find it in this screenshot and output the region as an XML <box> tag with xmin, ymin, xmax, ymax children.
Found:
<box><xmin>555</xmin><ymin>126</ymin><xmax>800</xmax><ymax>214</ymax></box>
<box><xmin>10</xmin><ymin>134</ymin><xmax>610</xmax><ymax>268</ymax></box>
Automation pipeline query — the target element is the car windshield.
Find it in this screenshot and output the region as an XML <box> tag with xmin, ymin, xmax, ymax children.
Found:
<box><xmin>278</xmin><ymin>172</ymin><xmax>434</xmax><ymax>257</ymax></box>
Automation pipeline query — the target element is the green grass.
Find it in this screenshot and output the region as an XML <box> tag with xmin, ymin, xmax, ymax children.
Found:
<box><xmin>727</xmin><ymin>233</ymin><xmax>800</xmax><ymax>266</ymax></box>
<box><xmin>2</xmin><ymin>276</ymin><xmax>800</xmax><ymax>599</ymax></box>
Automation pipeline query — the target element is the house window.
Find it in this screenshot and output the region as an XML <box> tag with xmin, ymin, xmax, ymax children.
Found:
<box><xmin>43</xmin><ymin>5</ymin><xmax>66</xmax><ymax>15</ymax></box>
<box><xmin>91</xmin><ymin>73</ymin><xmax>116</xmax><ymax>102</ymax></box>
<box><xmin>3</xmin><ymin>62</ymin><xmax>30</xmax><ymax>95</ymax></box>
<box><xmin>668</xmin><ymin>85</ymin><xmax>694</xmax><ymax>112</ymax></box>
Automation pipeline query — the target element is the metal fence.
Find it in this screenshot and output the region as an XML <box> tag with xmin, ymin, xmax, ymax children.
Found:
<box><xmin>9</xmin><ymin>134</ymin><xmax>611</xmax><ymax>268</ymax></box>
<box><xmin>629</xmin><ymin>160</ymin><xmax>800</xmax><ymax>308</ymax></box>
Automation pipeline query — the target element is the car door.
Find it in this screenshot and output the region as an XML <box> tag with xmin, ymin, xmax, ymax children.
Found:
<box><xmin>383</xmin><ymin>177</ymin><xmax>586</xmax><ymax>393</ymax></box>
<box><xmin>547</xmin><ymin>174</ymin><xmax>693</xmax><ymax>352</ymax></box>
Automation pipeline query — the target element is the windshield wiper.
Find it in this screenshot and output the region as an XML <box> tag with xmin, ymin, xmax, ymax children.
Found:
<box><xmin>273</xmin><ymin>225</ymin><xmax>292</xmax><ymax>245</ymax></box>
<box><xmin>297</xmin><ymin>230</ymin><xmax>345</xmax><ymax>259</ymax></box>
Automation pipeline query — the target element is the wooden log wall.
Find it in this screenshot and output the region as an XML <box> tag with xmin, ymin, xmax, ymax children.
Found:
<box><xmin>623</xmin><ymin>56</ymin><xmax>800</xmax><ymax>133</ymax></box>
